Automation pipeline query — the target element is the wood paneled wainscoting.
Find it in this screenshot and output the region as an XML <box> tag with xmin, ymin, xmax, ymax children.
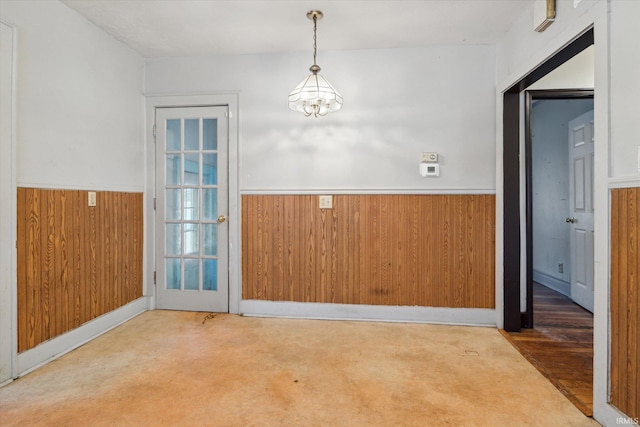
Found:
<box><xmin>242</xmin><ymin>194</ymin><xmax>495</xmax><ymax>308</ymax></box>
<box><xmin>610</xmin><ymin>187</ymin><xmax>639</xmax><ymax>420</ymax></box>
<box><xmin>16</xmin><ymin>188</ymin><xmax>143</xmax><ymax>352</ymax></box>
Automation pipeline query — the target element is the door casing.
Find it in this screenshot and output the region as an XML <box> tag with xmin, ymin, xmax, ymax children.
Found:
<box><xmin>145</xmin><ymin>93</ymin><xmax>240</xmax><ymax>314</ymax></box>
<box><xmin>502</xmin><ymin>29</ymin><xmax>594</xmax><ymax>332</ymax></box>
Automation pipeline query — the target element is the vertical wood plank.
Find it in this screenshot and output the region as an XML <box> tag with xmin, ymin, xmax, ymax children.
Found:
<box><xmin>610</xmin><ymin>189</ymin><xmax>620</xmax><ymax>405</ymax></box>
<box><xmin>72</xmin><ymin>190</ymin><xmax>82</xmax><ymax>328</ymax></box>
<box><xmin>43</xmin><ymin>190</ymin><xmax>54</xmax><ymax>343</ymax></box>
<box><xmin>626</xmin><ymin>188</ymin><xmax>637</xmax><ymax>415</ymax></box>
<box><xmin>16</xmin><ymin>188</ymin><xmax>27</xmax><ymax>352</ymax></box>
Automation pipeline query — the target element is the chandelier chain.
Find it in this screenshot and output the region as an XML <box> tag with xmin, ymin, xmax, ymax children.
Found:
<box><xmin>312</xmin><ymin>14</ymin><xmax>317</xmax><ymax>66</ymax></box>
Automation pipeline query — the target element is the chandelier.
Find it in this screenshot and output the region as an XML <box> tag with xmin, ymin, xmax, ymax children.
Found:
<box><xmin>288</xmin><ymin>10</ymin><xmax>343</xmax><ymax>117</ymax></box>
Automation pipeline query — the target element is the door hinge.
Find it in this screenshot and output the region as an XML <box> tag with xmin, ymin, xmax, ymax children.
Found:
<box><xmin>153</xmin><ymin>271</ymin><xmax>157</xmax><ymax>285</ymax></box>
<box><xmin>225</xmin><ymin>111</ymin><xmax>232</xmax><ymax>118</ymax></box>
<box><xmin>153</xmin><ymin>124</ymin><xmax>156</xmax><ymax>140</ymax></box>
<box><xmin>153</xmin><ymin>197</ymin><xmax>156</xmax><ymax>210</ymax></box>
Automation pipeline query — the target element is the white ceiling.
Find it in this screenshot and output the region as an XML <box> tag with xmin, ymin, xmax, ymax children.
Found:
<box><xmin>61</xmin><ymin>0</ymin><xmax>534</xmax><ymax>58</ymax></box>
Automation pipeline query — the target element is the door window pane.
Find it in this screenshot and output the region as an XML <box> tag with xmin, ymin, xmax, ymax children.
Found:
<box><xmin>203</xmin><ymin>259</ymin><xmax>217</xmax><ymax>291</ymax></box>
<box><xmin>184</xmin><ymin>259</ymin><xmax>199</xmax><ymax>290</ymax></box>
<box><xmin>203</xmin><ymin>119</ymin><xmax>217</xmax><ymax>150</ymax></box>
<box><xmin>184</xmin><ymin>153</ymin><xmax>199</xmax><ymax>185</ymax></box>
<box><xmin>166</xmin><ymin>258</ymin><xmax>180</xmax><ymax>290</ymax></box>
<box><xmin>166</xmin><ymin>189</ymin><xmax>181</xmax><ymax>220</ymax></box>
<box><xmin>183</xmin><ymin>223</ymin><xmax>199</xmax><ymax>255</ymax></box>
<box><xmin>184</xmin><ymin>119</ymin><xmax>199</xmax><ymax>151</ymax></box>
<box><xmin>204</xmin><ymin>224</ymin><xmax>217</xmax><ymax>256</ymax></box>
<box><xmin>203</xmin><ymin>189</ymin><xmax>217</xmax><ymax>220</ymax></box>
<box><xmin>166</xmin><ymin>154</ymin><xmax>181</xmax><ymax>185</ymax></box>
<box><xmin>183</xmin><ymin>188</ymin><xmax>199</xmax><ymax>221</ymax></box>
<box><xmin>203</xmin><ymin>153</ymin><xmax>217</xmax><ymax>185</ymax></box>
<box><xmin>166</xmin><ymin>119</ymin><xmax>181</xmax><ymax>151</ymax></box>
<box><xmin>166</xmin><ymin>224</ymin><xmax>181</xmax><ymax>255</ymax></box>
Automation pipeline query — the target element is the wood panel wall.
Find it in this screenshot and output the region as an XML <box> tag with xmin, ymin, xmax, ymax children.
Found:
<box><xmin>242</xmin><ymin>194</ymin><xmax>495</xmax><ymax>308</ymax></box>
<box><xmin>610</xmin><ymin>187</ymin><xmax>639</xmax><ymax>419</ymax></box>
<box><xmin>17</xmin><ymin>188</ymin><xmax>143</xmax><ymax>352</ymax></box>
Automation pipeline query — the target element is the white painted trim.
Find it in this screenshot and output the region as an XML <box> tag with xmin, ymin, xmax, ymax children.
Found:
<box><xmin>0</xmin><ymin>20</ymin><xmax>18</xmax><ymax>384</ymax></box>
<box><xmin>591</xmin><ymin>3</ymin><xmax>623</xmax><ymax>425</ymax></box>
<box><xmin>144</xmin><ymin>92</ymin><xmax>241</xmax><ymax>315</ymax></box>
<box><xmin>241</xmin><ymin>188</ymin><xmax>496</xmax><ymax>195</ymax></box>
<box><xmin>15</xmin><ymin>181</ymin><xmax>144</xmax><ymax>193</ymax></box>
<box><xmin>608</xmin><ymin>177</ymin><xmax>640</xmax><ymax>189</ymax></box>
<box><xmin>16</xmin><ymin>297</ymin><xmax>149</xmax><ymax>377</ymax></box>
<box><xmin>240</xmin><ymin>300</ymin><xmax>496</xmax><ymax>327</ymax></box>
<box><xmin>533</xmin><ymin>270</ymin><xmax>570</xmax><ymax>297</ymax></box>
<box><xmin>495</xmin><ymin>90</ymin><xmax>505</xmax><ymax>330</ymax></box>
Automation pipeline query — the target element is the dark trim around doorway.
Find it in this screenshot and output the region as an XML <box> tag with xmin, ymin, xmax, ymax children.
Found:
<box><xmin>502</xmin><ymin>28</ymin><xmax>594</xmax><ymax>332</ymax></box>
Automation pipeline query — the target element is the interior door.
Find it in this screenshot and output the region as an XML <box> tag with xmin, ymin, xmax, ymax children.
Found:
<box><xmin>568</xmin><ymin>109</ymin><xmax>594</xmax><ymax>313</ymax></box>
<box><xmin>155</xmin><ymin>106</ymin><xmax>229</xmax><ymax>312</ymax></box>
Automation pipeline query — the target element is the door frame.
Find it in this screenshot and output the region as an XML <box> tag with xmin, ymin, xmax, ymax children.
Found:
<box><xmin>145</xmin><ymin>93</ymin><xmax>240</xmax><ymax>314</ymax></box>
<box><xmin>502</xmin><ymin>28</ymin><xmax>594</xmax><ymax>332</ymax></box>
<box><xmin>523</xmin><ymin>89</ymin><xmax>594</xmax><ymax>327</ymax></box>
<box><xmin>0</xmin><ymin>20</ymin><xmax>17</xmax><ymax>385</ymax></box>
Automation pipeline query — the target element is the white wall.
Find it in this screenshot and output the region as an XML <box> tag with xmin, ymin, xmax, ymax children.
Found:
<box><xmin>528</xmin><ymin>45</ymin><xmax>594</xmax><ymax>90</ymax></box>
<box><xmin>531</xmin><ymin>99</ymin><xmax>593</xmax><ymax>295</ymax></box>
<box><xmin>609</xmin><ymin>0</ymin><xmax>640</xmax><ymax>180</ymax></box>
<box><xmin>496</xmin><ymin>0</ymin><xmax>601</xmax><ymax>86</ymax></box>
<box><xmin>0</xmin><ymin>0</ymin><xmax>145</xmax><ymax>191</ymax></box>
<box><xmin>146</xmin><ymin>45</ymin><xmax>497</xmax><ymax>193</ymax></box>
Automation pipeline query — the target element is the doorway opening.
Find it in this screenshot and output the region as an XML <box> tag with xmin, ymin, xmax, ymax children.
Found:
<box><xmin>501</xmin><ymin>28</ymin><xmax>595</xmax><ymax>416</ymax></box>
<box><xmin>527</xmin><ymin>91</ymin><xmax>594</xmax><ymax>324</ymax></box>
<box><xmin>504</xmin><ymin>91</ymin><xmax>596</xmax><ymax>416</ymax></box>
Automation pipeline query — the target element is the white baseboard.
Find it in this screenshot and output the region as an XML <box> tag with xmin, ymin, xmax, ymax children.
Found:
<box><xmin>17</xmin><ymin>297</ymin><xmax>149</xmax><ymax>377</ymax></box>
<box><xmin>533</xmin><ymin>270</ymin><xmax>570</xmax><ymax>296</ymax></box>
<box><xmin>239</xmin><ymin>300</ymin><xmax>496</xmax><ymax>327</ymax></box>
<box><xmin>593</xmin><ymin>402</ymin><xmax>639</xmax><ymax>427</ymax></box>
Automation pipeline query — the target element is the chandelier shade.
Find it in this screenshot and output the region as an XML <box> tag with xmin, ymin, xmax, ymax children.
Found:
<box><xmin>288</xmin><ymin>10</ymin><xmax>343</xmax><ymax>117</ymax></box>
<box><xmin>288</xmin><ymin>67</ymin><xmax>343</xmax><ymax>117</ymax></box>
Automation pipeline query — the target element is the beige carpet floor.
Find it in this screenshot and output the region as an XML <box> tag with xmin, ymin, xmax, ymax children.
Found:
<box><xmin>0</xmin><ymin>311</ymin><xmax>598</xmax><ymax>426</ymax></box>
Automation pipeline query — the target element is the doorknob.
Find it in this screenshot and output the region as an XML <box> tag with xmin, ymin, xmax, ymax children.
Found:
<box><xmin>565</xmin><ymin>217</ymin><xmax>576</xmax><ymax>223</ymax></box>
<box><xmin>217</xmin><ymin>215</ymin><xmax>226</xmax><ymax>223</ymax></box>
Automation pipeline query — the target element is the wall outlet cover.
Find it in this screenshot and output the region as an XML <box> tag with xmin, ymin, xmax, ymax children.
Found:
<box><xmin>319</xmin><ymin>195</ymin><xmax>333</xmax><ymax>209</ymax></box>
<box><xmin>421</xmin><ymin>152</ymin><xmax>438</xmax><ymax>163</ymax></box>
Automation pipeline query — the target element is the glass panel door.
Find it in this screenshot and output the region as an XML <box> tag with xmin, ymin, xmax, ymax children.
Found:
<box><xmin>155</xmin><ymin>106</ymin><xmax>228</xmax><ymax>312</ymax></box>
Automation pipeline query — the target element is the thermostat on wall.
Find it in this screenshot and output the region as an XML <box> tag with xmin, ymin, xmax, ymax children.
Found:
<box><xmin>420</xmin><ymin>163</ymin><xmax>440</xmax><ymax>177</ymax></box>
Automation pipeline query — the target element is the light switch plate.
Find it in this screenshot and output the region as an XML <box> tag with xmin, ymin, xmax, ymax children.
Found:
<box><xmin>319</xmin><ymin>195</ymin><xmax>333</xmax><ymax>209</ymax></box>
<box><xmin>88</xmin><ymin>191</ymin><xmax>96</xmax><ymax>207</ymax></box>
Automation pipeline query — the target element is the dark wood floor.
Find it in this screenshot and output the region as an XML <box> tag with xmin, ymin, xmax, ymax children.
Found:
<box><xmin>501</xmin><ymin>283</ymin><xmax>594</xmax><ymax>416</ymax></box>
